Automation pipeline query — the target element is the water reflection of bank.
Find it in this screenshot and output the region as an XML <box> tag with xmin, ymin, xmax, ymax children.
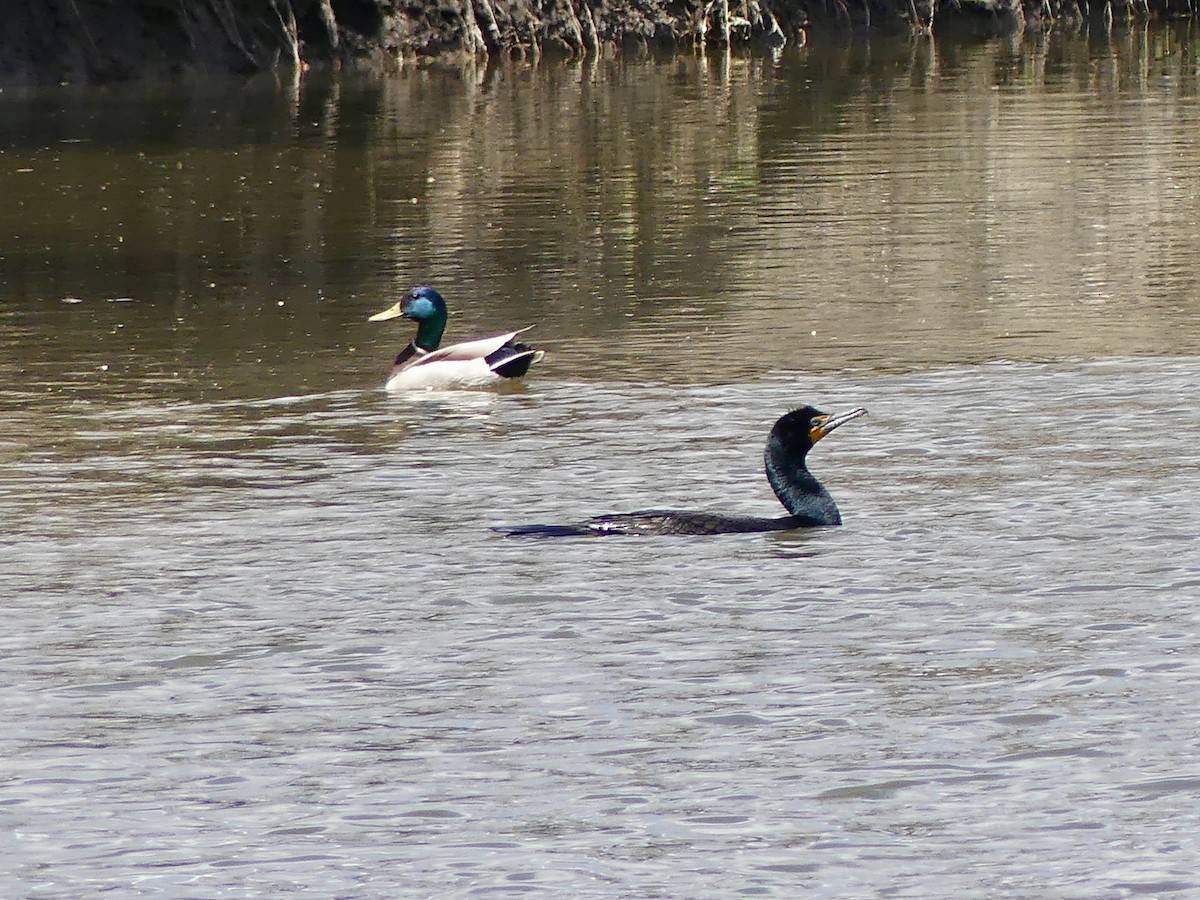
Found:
<box><xmin>2</xmin><ymin>29</ymin><xmax>1199</xmax><ymax>394</ymax></box>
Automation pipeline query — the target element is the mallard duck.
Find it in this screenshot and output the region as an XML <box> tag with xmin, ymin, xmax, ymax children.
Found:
<box><xmin>368</xmin><ymin>286</ymin><xmax>544</xmax><ymax>390</ymax></box>
<box><xmin>494</xmin><ymin>405</ymin><xmax>867</xmax><ymax>536</ymax></box>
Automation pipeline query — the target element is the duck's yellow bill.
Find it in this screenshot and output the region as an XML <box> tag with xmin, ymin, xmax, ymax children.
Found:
<box><xmin>368</xmin><ymin>302</ymin><xmax>404</xmax><ymax>322</ymax></box>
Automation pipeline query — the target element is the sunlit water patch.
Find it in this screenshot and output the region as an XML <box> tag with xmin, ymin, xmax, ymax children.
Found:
<box><xmin>3</xmin><ymin>357</ymin><xmax>1199</xmax><ymax>895</ymax></box>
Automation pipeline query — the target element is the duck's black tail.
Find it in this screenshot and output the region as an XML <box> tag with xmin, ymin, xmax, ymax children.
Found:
<box><xmin>487</xmin><ymin>345</ymin><xmax>544</xmax><ymax>379</ymax></box>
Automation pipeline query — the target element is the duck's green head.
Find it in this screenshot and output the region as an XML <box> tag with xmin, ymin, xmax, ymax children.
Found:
<box><xmin>368</xmin><ymin>286</ymin><xmax>448</xmax><ymax>350</ymax></box>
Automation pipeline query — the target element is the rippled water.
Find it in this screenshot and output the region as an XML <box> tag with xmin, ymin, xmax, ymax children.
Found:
<box><xmin>4</xmin><ymin>27</ymin><xmax>1200</xmax><ymax>897</ymax></box>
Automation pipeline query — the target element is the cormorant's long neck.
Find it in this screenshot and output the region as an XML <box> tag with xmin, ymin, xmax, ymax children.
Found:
<box><xmin>764</xmin><ymin>443</ymin><xmax>841</xmax><ymax>526</ymax></box>
<box><xmin>412</xmin><ymin>314</ymin><xmax>446</xmax><ymax>351</ymax></box>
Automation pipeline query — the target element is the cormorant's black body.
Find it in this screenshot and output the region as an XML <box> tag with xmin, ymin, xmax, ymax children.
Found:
<box><xmin>494</xmin><ymin>405</ymin><xmax>866</xmax><ymax>538</ymax></box>
<box><xmin>494</xmin><ymin>512</ymin><xmax>824</xmax><ymax>537</ymax></box>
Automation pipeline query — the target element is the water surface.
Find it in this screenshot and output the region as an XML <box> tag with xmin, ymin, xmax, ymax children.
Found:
<box><xmin>3</xmin><ymin>27</ymin><xmax>1200</xmax><ymax>897</ymax></box>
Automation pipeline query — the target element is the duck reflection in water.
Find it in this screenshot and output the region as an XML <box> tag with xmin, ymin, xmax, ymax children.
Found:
<box><xmin>494</xmin><ymin>405</ymin><xmax>867</xmax><ymax>537</ymax></box>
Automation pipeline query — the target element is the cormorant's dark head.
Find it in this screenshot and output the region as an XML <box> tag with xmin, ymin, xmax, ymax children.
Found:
<box><xmin>762</xmin><ymin>405</ymin><xmax>866</xmax><ymax>523</ymax></box>
<box><xmin>771</xmin><ymin>405</ymin><xmax>868</xmax><ymax>457</ymax></box>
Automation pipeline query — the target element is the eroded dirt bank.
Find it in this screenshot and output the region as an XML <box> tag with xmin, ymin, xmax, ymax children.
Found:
<box><xmin>0</xmin><ymin>0</ymin><xmax>1181</xmax><ymax>86</ymax></box>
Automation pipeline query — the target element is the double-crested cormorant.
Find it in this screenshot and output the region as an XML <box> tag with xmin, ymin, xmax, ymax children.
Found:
<box><xmin>369</xmin><ymin>286</ymin><xmax>544</xmax><ymax>390</ymax></box>
<box><xmin>494</xmin><ymin>405</ymin><xmax>867</xmax><ymax>537</ymax></box>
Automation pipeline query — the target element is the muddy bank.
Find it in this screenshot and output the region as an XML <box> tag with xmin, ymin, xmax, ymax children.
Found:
<box><xmin>0</xmin><ymin>0</ymin><xmax>1186</xmax><ymax>86</ymax></box>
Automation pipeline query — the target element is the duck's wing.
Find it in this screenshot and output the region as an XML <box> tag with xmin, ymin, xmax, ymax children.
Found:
<box><xmin>409</xmin><ymin>327</ymin><xmax>535</xmax><ymax>368</ymax></box>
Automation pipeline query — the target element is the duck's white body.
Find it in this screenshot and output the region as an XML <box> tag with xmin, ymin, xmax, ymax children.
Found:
<box><xmin>384</xmin><ymin>329</ymin><xmax>541</xmax><ymax>391</ymax></box>
<box><xmin>369</xmin><ymin>287</ymin><xmax>544</xmax><ymax>392</ymax></box>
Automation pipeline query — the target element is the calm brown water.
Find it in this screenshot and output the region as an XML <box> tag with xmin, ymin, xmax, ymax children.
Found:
<box><xmin>3</xmin><ymin>27</ymin><xmax>1200</xmax><ymax>897</ymax></box>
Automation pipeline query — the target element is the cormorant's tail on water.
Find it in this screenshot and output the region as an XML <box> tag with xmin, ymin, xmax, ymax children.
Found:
<box><xmin>491</xmin><ymin>523</ymin><xmax>594</xmax><ymax>537</ymax></box>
